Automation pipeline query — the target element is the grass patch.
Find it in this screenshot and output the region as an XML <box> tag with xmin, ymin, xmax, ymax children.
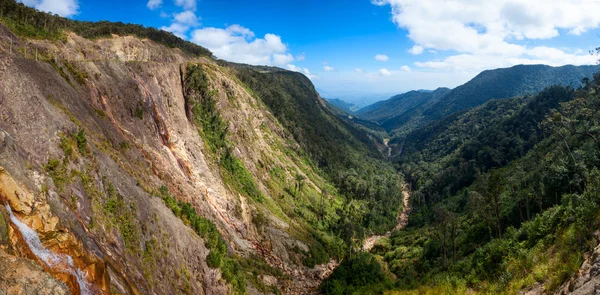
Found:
<box><xmin>63</xmin><ymin>61</ymin><xmax>88</xmax><ymax>85</ymax></box>
<box><xmin>158</xmin><ymin>186</ymin><xmax>246</xmax><ymax>294</ymax></box>
<box><xmin>103</xmin><ymin>182</ymin><xmax>141</xmax><ymax>252</ymax></box>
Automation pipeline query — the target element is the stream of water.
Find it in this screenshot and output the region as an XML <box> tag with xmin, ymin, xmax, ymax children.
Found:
<box><xmin>5</xmin><ymin>204</ymin><xmax>94</xmax><ymax>295</ymax></box>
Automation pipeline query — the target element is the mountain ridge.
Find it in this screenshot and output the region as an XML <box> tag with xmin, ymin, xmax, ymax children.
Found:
<box><xmin>357</xmin><ymin>87</ymin><xmax>452</xmax><ymax>124</ymax></box>
<box><xmin>357</xmin><ymin>64</ymin><xmax>599</xmax><ymax>139</ymax></box>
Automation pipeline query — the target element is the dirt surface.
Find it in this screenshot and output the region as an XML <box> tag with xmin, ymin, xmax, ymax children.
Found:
<box><xmin>383</xmin><ymin>138</ymin><xmax>392</xmax><ymax>158</ymax></box>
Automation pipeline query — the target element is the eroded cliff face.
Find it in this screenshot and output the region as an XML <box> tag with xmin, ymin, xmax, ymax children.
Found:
<box><xmin>0</xmin><ymin>23</ymin><xmax>340</xmax><ymax>294</ymax></box>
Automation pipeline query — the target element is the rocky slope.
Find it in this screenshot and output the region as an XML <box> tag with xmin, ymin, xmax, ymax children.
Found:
<box><xmin>0</xmin><ymin>21</ymin><xmax>357</xmax><ymax>294</ymax></box>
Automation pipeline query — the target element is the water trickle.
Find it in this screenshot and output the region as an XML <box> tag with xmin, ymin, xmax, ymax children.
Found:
<box><xmin>5</xmin><ymin>204</ymin><xmax>95</xmax><ymax>295</ymax></box>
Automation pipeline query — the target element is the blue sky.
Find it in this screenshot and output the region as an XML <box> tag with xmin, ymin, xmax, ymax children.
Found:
<box><xmin>19</xmin><ymin>0</ymin><xmax>600</xmax><ymax>105</ymax></box>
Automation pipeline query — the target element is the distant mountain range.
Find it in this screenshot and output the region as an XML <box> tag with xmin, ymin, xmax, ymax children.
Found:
<box><xmin>358</xmin><ymin>64</ymin><xmax>600</xmax><ymax>137</ymax></box>
<box><xmin>357</xmin><ymin>87</ymin><xmax>451</xmax><ymax>124</ymax></box>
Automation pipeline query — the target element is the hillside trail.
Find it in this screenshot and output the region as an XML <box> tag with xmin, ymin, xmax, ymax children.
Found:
<box><xmin>384</xmin><ymin>138</ymin><xmax>392</xmax><ymax>158</ymax></box>
<box><xmin>363</xmin><ymin>186</ymin><xmax>411</xmax><ymax>251</ymax></box>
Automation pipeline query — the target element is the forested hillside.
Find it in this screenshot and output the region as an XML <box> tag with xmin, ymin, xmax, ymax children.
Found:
<box><xmin>361</xmin><ymin>64</ymin><xmax>599</xmax><ymax>139</ymax></box>
<box><xmin>224</xmin><ymin>62</ymin><xmax>404</xmax><ymax>235</ymax></box>
<box><xmin>425</xmin><ymin>64</ymin><xmax>599</xmax><ymax>121</ymax></box>
<box><xmin>358</xmin><ymin>88</ymin><xmax>451</xmax><ymax>124</ymax></box>
<box><xmin>324</xmin><ymin>72</ymin><xmax>600</xmax><ymax>294</ymax></box>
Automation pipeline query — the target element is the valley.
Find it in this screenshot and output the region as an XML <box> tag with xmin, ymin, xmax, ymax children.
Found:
<box><xmin>1</xmin><ymin>1</ymin><xmax>600</xmax><ymax>294</ymax></box>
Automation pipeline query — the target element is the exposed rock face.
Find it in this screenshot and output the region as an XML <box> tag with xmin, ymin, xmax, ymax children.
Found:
<box><xmin>0</xmin><ymin>21</ymin><xmax>344</xmax><ymax>294</ymax></box>
<box><xmin>556</xmin><ymin>231</ymin><xmax>600</xmax><ymax>295</ymax></box>
<box><xmin>0</xmin><ymin>248</ymin><xmax>70</xmax><ymax>295</ymax></box>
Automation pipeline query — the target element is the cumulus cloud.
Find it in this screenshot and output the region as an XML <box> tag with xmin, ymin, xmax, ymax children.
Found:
<box><xmin>147</xmin><ymin>0</ymin><xmax>162</xmax><ymax>9</ymax></box>
<box><xmin>400</xmin><ymin>65</ymin><xmax>411</xmax><ymax>72</ymax></box>
<box><xmin>161</xmin><ymin>23</ymin><xmax>190</xmax><ymax>39</ymax></box>
<box><xmin>19</xmin><ymin>0</ymin><xmax>78</xmax><ymax>17</ymax></box>
<box><xmin>408</xmin><ymin>45</ymin><xmax>423</xmax><ymax>55</ymax></box>
<box><xmin>373</xmin><ymin>0</ymin><xmax>600</xmax><ymax>51</ymax></box>
<box><xmin>191</xmin><ymin>25</ymin><xmax>297</xmax><ymax>66</ymax></box>
<box><xmin>415</xmin><ymin>47</ymin><xmax>597</xmax><ymax>72</ymax></box>
<box><xmin>375</xmin><ymin>54</ymin><xmax>389</xmax><ymax>61</ymax></box>
<box><xmin>273</xmin><ymin>53</ymin><xmax>294</xmax><ymax>65</ymax></box>
<box><xmin>158</xmin><ymin>4</ymin><xmax>201</xmax><ymax>39</ymax></box>
<box><xmin>374</xmin><ymin>0</ymin><xmax>599</xmax><ymax>73</ymax></box>
<box><xmin>296</xmin><ymin>53</ymin><xmax>306</xmax><ymax>61</ymax></box>
<box><xmin>288</xmin><ymin>64</ymin><xmax>317</xmax><ymax>80</ymax></box>
<box><xmin>379</xmin><ymin>68</ymin><xmax>392</xmax><ymax>76</ymax></box>
<box><xmin>175</xmin><ymin>0</ymin><xmax>196</xmax><ymax>11</ymax></box>
<box><xmin>323</xmin><ymin>65</ymin><xmax>335</xmax><ymax>72</ymax></box>
<box><xmin>173</xmin><ymin>11</ymin><xmax>199</xmax><ymax>26</ymax></box>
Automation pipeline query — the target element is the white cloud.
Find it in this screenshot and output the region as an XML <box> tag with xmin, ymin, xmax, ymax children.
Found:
<box><xmin>375</xmin><ymin>54</ymin><xmax>389</xmax><ymax>61</ymax></box>
<box><xmin>191</xmin><ymin>25</ymin><xmax>296</xmax><ymax>66</ymax></box>
<box><xmin>273</xmin><ymin>53</ymin><xmax>294</xmax><ymax>65</ymax></box>
<box><xmin>373</xmin><ymin>0</ymin><xmax>599</xmax><ymax>73</ymax></box>
<box><xmin>355</xmin><ymin>68</ymin><xmax>365</xmax><ymax>74</ymax></box>
<box><xmin>19</xmin><ymin>0</ymin><xmax>78</xmax><ymax>17</ymax></box>
<box><xmin>173</xmin><ymin>11</ymin><xmax>199</xmax><ymax>26</ymax></box>
<box><xmin>408</xmin><ymin>45</ymin><xmax>423</xmax><ymax>55</ymax></box>
<box><xmin>414</xmin><ymin>47</ymin><xmax>597</xmax><ymax>72</ymax></box>
<box><xmin>296</xmin><ymin>53</ymin><xmax>306</xmax><ymax>61</ymax></box>
<box><xmin>400</xmin><ymin>65</ymin><xmax>411</xmax><ymax>72</ymax></box>
<box><xmin>159</xmin><ymin>8</ymin><xmax>201</xmax><ymax>39</ymax></box>
<box><xmin>288</xmin><ymin>64</ymin><xmax>317</xmax><ymax>80</ymax></box>
<box><xmin>161</xmin><ymin>23</ymin><xmax>190</xmax><ymax>39</ymax></box>
<box><xmin>175</xmin><ymin>0</ymin><xmax>196</xmax><ymax>11</ymax></box>
<box><xmin>323</xmin><ymin>65</ymin><xmax>335</xmax><ymax>72</ymax></box>
<box><xmin>379</xmin><ymin>68</ymin><xmax>392</xmax><ymax>76</ymax></box>
<box><xmin>147</xmin><ymin>0</ymin><xmax>161</xmax><ymax>9</ymax></box>
<box><xmin>373</xmin><ymin>0</ymin><xmax>600</xmax><ymax>52</ymax></box>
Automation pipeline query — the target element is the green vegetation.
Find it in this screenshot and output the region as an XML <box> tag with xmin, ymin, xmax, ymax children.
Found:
<box><xmin>339</xmin><ymin>73</ymin><xmax>600</xmax><ymax>294</ymax></box>
<box><xmin>0</xmin><ymin>0</ymin><xmax>212</xmax><ymax>57</ymax></box>
<box><xmin>358</xmin><ymin>88</ymin><xmax>451</xmax><ymax>124</ymax></box>
<box><xmin>159</xmin><ymin>186</ymin><xmax>245</xmax><ymax>293</ymax></box>
<box><xmin>64</xmin><ymin>61</ymin><xmax>88</xmax><ymax>85</ymax></box>
<box><xmin>401</xmin><ymin>85</ymin><xmax>576</xmax><ymax>224</ymax></box>
<box><xmin>424</xmin><ymin>64</ymin><xmax>599</xmax><ymax>122</ymax></box>
<box><xmin>226</xmin><ymin>62</ymin><xmax>404</xmax><ymax>235</ymax></box>
<box><xmin>103</xmin><ymin>182</ymin><xmax>140</xmax><ymax>252</ymax></box>
<box><xmin>43</xmin><ymin>158</ymin><xmax>69</xmax><ymax>191</ymax></box>
<box><xmin>360</xmin><ymin>64</ymin><xmax>599</xmax><ymax>139</ymax></box>
<box><xmin>184</xmin><ymin>63</ymin><xmax>264</xmax><ymax>202</ymax></box>
<box><xmin>134</xmin><ymin>105</ymin><xmax>144</xmax><ymax>120</ymax></box>
<box><xmin>321</xmin><ymin>252</ymin><xmax>392</xmax><ymax>294</ymax></box>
